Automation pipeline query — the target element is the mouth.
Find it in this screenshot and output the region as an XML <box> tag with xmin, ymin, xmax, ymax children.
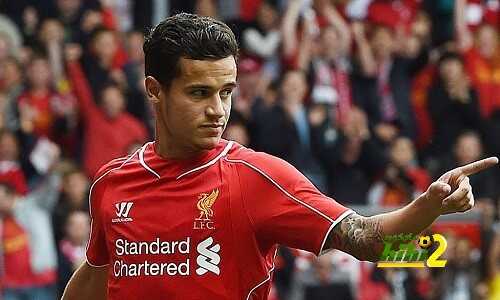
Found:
<box><xmin>199</xmin><ymin>123</ymin><xmax>224</xmax><ymax>136</ymax></box>
<box><xmin>200</xmin><ymin>123</ymin><xmax>224</xmax><ymax>129</ymax></box>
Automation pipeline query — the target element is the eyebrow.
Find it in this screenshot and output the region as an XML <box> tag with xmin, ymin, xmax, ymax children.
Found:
<box><xmin>185</xmin><ymin>82</ymin><xmax>237</xmax><ymax>90</ymax></box>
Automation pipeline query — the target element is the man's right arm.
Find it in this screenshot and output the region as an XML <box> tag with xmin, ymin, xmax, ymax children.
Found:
<box><xmin>62</xmin><ymin>262</ymin><xmax>108</xmax><ymax>300</ymax></box>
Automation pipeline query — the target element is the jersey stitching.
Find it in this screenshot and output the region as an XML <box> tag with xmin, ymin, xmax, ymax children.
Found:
<box><xmin>85</xmin><ymin>148</ymin><xmax>141</xmax><ymax>267</ymax></box>
<box><xmin>245</xmin><ymin>248</ymin><xmax>278</xmax><ymax>300</ymax></box>
<box><xmin>176</xmin><ymin>141</ymin><xmax>234</xmax><ymax>180</ymax></box>
<box><xmin>224</xmin><ymin>158</ymin><xmax>335</xmax><ymax>224</ymax></box>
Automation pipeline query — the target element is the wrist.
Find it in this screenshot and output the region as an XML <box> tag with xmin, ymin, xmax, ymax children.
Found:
<box><xmin>414</xmin><ymin>191</ymin><xmax>443</xmax><ymax>217</ymax></box>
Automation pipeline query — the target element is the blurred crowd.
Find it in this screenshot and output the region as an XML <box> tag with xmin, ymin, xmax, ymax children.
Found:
<box><xmin>0</xmin><ymin>0</ymin><xmax>498</xmax><ymax>299</ymax></box>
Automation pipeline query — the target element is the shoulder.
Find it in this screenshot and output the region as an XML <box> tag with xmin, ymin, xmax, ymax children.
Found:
<box><xmin>225</xmin><ymin>142</ymin><xmax>306</xmax><ymax>188</ymax></box>
<box><xmin>90</xmin><ymin>150</ymin><xmax>141</xmax><ymax>194</ymax></box>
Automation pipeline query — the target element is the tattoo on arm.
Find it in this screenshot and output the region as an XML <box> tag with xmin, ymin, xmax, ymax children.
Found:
<box><xmin>324</xmin><ymin>213</ymin><xmax>384</xmax><ymax>262</ymax></box>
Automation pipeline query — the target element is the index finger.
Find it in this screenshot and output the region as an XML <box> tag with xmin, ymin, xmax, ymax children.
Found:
<box><xmin>458</xmin><ymin>157</ymin><xmax>499</xmax><ymax>176</ymax></box>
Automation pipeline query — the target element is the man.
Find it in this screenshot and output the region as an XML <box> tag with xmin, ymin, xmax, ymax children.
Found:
<box><xmin>62</xmin><ymin>13</ymin><xmax>498</xmax><ymax>300</ymax></box>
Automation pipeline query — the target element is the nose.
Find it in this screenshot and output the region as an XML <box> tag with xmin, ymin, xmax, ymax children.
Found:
<box><xmin>205</xmin><ymin>95</ymin><xmax>225</xmax><ymax>120</ymax></box>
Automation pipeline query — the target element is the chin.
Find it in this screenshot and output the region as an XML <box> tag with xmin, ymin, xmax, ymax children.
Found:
<box><xmin>195</xmin><ymin>136</ymin><xmax>221</xmax><ymax>150</ymax></box>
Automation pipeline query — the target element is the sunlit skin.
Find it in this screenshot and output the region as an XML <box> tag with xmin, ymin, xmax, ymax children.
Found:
<box><xmin>145</xmin><ymin>56</ymin><xmax>237</xmax><ymax>160</ymax></box>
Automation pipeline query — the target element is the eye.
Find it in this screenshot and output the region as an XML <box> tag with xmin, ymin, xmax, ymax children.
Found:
<box><xmin>190</xmin><ymin>89</ymin><xmax>209</xmax><ymax>98</ymax></box>
<box><xmin>220</xmin><ymin>89</ymin><xmax>233</xmax><ymax>99</ymax></box>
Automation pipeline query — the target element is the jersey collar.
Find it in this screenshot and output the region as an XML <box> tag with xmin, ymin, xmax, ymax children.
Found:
<box><xmin>138</xmin><ymin>139</ymin><xmax>233</xmax><ymax>179</ymax></box>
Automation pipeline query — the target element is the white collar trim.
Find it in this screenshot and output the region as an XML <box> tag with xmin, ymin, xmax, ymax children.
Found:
<box><xmin>176</xmin><ymin>141</ymin><xmax>234</xmax><ymax>180</ymax></box>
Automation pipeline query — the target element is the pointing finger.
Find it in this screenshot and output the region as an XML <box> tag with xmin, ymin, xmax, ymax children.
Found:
<box><xmin>458</xmin><ymin>157</ymin><xmax>498</xmax><ymax>176</ymax></box>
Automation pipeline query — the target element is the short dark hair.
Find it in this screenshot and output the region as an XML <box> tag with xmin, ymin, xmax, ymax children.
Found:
<box><xmin>143</xmin><ymin>13</ymin><xmax>239</xmax><ymax>88</ymax></box>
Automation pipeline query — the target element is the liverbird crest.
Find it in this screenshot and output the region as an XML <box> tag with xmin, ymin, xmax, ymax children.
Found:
<box><xmin>196</xmin><ymin>189</ymin><xmax>219</xmax><ymax>221</ymax></box>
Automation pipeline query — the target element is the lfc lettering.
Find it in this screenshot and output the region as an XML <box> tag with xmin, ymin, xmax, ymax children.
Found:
<box><xmin>193</xmin><ymin>221</ymin><xmax>215</xmax><ymax>230</ymax></box>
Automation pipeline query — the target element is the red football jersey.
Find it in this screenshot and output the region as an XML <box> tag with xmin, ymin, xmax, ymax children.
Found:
<box><xmin>86</xmin><ymin>139</ymin><xmax>353</xmax><ymax>299</ymax></box>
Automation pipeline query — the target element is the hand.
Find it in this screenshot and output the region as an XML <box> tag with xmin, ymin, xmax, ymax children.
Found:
<box><xmin>374</xmin><ymin>123</ymin><xmax>398</xmax><ymax>143</ymax></box>
<box><xmin>19</xmin><ymin>103</ymin><xmax>35</xmax><ymax>133</ymax></box>
<box><xmin>308</xmin><ymin>104</ymin><xmax>328</xmax><ymax>127</ymax></box>
<box><xmin>425</xmin><ymin>157</ymin><xmax>498</xmax><ymax>214</ymax></box>
<box><xmin>351</xmin><ymin>22</ymin><xmax>366</xmax><ymax>41</ymax></box>
<box><xmin>342</xmin><ymin>107</ymin><xmax>370</xmax><ymax>141</ymax></box>
<box><xmin>81</xmin><ymin>10</ymin><xmax>102</xmax><ymax>33</ymax></box>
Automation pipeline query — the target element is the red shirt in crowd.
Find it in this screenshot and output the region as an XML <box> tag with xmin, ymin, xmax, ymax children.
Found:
<box><xmin>2</xmin><ymin>216</ymin><xmax>56</xmax><ymax>288</ymax></box>
<box><xmin>86</xmin><ymin>140</ymin><xmax>352</xmax><ymax>299</ymax></box>
<box><xmin>0</xmin><ymin>161</ymin><xmax>28</xmax><ymax>195</ymax></box>
<box><xmin>67</xmin><ymin>61</ymin><xmax>147</xmax><ymax>178</ymax></box>
<box><xmin>18</xmin><ymin>91</ymin><xmax>57</xmax><ymax>138</ymax></box>
<box><xmin>463</xmin><ymin>47</ymin><xmax>500</xmax><ymax>118</ymax></box>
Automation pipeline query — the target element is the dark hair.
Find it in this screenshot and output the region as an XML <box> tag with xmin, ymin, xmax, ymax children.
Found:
<box><xmin>438</xmin><ymin>51</ymin><xmax>463</xmax><ymax>67</ymax></box>
<box><xmin>143</xmin><ymin>13</ymin><xmax>239</xmax><ymax>88</ymax></box>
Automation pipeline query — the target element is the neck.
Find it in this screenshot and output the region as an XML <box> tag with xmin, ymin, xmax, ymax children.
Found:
<box><xmin>154</xmin><ymin>124</ymin><xmax>207</xmax><ymax>160</ymax></box>
<box><xmin>98</xmin><ymin>56</ymin><xmax>113</xmax><ymax>69</ymax></box>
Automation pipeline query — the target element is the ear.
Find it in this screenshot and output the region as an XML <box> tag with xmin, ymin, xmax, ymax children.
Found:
<box><xmin>145</xmin><ymin>76</ymin><xmax>162</xmax><ymax>104</ymax></box>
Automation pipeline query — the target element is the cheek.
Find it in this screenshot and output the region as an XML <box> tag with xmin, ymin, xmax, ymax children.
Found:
<box><xmin>164</xmin><ymin>97</ymin><xmax>203</xmax><ymax>129</ymax></box>
<box><xmin>223</xmin><ymin>100</ymin><xmax>232</xmax><ymax>118</ymax></box>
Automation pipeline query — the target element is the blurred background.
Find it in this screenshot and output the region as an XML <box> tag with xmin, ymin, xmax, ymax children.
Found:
<box><xmin>0</xmin><ymin>0</ymin><xmax>498</xmax><ymax>299</ymax></box>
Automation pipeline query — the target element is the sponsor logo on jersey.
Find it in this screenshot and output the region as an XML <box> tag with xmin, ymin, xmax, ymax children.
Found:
<box><xmin>196</xmin><ymin>237</ymin><xmax>220</xmax><ymax>275</ymax></box>
<box><xmin>111</xmin><ymin>237</ymin><xmax>223</xmax><ymax>278</ymax></box>
<box><xmin>112</xmin><ymin>202</ymin><xmax>134</xmax><ymax>223</ymax></box>
<box><xmin>194</xmin><ymin>189</ymin><xmax>218</xmax><ymax>230</ymax></box>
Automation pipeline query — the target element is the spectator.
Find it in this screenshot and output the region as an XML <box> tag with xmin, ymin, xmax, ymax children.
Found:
<box><xmin>301</xmin><ymin>0</ymin><xmax>353</xmax><ymax>126</ymax></box>
<box><xmin>241</xmin><ymin>0</ymin><xmax>281</xmax><ymax>60</ymax></box>
<box><xmin>289</xmin><ymin>251</ymin><xmax>356</xmax><ymax>300</ymax></box>
<box><xmin>487</xmin><ymin>224</ymin><xmax>500</xmax><ymax>300</ymax></box>
<box><xmin>50</xmin><ymin>0</ymin><xmax>101</xmax><ymax>44</ymax></box>
<box><xmin>435</xmin><ymin>237</ymin><xmax>481</xmax><ymax>300</ymax></box>
<box><xmin>0</xmin><ymin>57</ymin><xmax>24</xmax><ymax>131</ymax></box>
<box><xmin>312</xmin><ymin>106</ymin><xmax>387</xmax><ymax>204</ymax></box>
<box><xmin>65</xmin><ymin>44</ymin><xmax>147</xmax><ymax>177</ymax></box>
<box><xmin>82</xmin><ymin>28</ymin><xmax>126</xmax><ymax>99</ymax></box>
<box><xmin>455</xmin><ymin>0</ymin><xmax>500</xmax><ymax>119</ymax></box>
<box><xmin>17</xmin><ymin>55</ymin><xmax>74</xmax><ymax>140</ymax></box>
<box><xmin>351</xmin><ymin>21</ymin><xmax>423</xmax><ymax>142</ymax></box>
<box><xmin>0</xmin><ymin>144</ymin><xmax>62</xmax><ymax>300</ymax></box>
<box><xmin>52</xmin><ymin>165</ymin><xmax>89</xmax><ymax>243</ymax></box>
<box><xmin>123</xmin><ymin>31</ymin><xmax>153</xmax><ymax>134</ymax></box>
<box><xmin>0</xmin><ymin>130</ymin><xmax>28</xmax><ymax>195</ymax></box>
<box><xmin>57</xmin><ymin>210</ymin><xmax>89</xmax><ymax>296</ymax></box>
<box><xmin>368</xmin><ymin>136</ymin><xmax>430</xmax><ymax>207</ymax></box>
<box><xmin>426</xmin><ymin>52</ymin><xmax>482</xmax><ymax>161</ymax></box>
<box><xmin>251</xmin><ymin>69</ymin><xmax>327</xmax><ymax>191</ymax></box>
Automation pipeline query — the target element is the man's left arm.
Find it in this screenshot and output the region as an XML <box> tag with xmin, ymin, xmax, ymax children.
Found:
<box><xmin>324</xmin><ymin>157</ymin><xmax>499</xmax><ymax>261</ymax></box>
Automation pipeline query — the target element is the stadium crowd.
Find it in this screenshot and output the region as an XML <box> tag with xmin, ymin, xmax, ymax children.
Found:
<box><xmin>0</xmin><ymin>0</ymin><xmax>498</xmax><ymax>299</ymax></box>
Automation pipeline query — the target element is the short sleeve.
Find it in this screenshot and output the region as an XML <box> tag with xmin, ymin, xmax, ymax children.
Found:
<box><xmin>236</xmin><ymin>153</ymin><xmax>354</xmax><ymax>255</ymax></box>
<box><xmin>85</xmin><ymin>176</ymin><xmax>110</xmax><ymax>266</ymax></box>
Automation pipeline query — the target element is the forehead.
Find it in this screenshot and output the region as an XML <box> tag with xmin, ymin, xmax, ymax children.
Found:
<box><xmin>176</xmin><ymin>56</ymin><xmax>237</xmax><ymax>85</ymax></box>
